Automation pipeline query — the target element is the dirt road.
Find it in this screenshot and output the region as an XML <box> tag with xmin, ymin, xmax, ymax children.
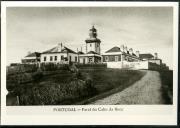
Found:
<box><xmin>90</xmin><ymin>70</ymin><xmax>164</xmax><ymax>105</ymax></box>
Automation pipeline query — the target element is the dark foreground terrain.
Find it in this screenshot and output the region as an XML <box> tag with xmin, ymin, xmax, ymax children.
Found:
<box><xmin>159</xmin><ymin>70</ymin><xmax>173</xmax><ymax>104</ymax></box>
<box><xmin>7</xmin><ymin>67</ymin><xmax>144</xmax><ymax>105</ymax></box>
<box><xmin>90</xmin><ymin>70</ymin><xmax>173</xmax><ymax>105</ymax></box>
<box><xmin>90</xmin><ymin>70</ymin><xmax>162</xmax><ymax>104</ymax></box>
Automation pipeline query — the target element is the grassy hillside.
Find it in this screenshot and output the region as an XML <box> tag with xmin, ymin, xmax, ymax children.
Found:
<box><xmin>80</xmin><ymin>69</ymin><xmax>144</xmax><ymax>93</ymax></box>
<box><xmin>7</xmin><ymin>68</ymin><xmax>145</xmax><ymax>105</ymax></box>
<box><xmin>77</xmin><ymin>69</ymin><xmax>145</xmax><ymax>104</ymax></box>
<box><xmin>7</xmin><ymin>70</ymin><xmax>97</xmax><ymax>105</ymax></box>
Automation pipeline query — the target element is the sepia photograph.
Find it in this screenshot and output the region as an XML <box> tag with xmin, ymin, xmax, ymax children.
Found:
<box><xmin>6</xmin><ymin>6</ymin><xmax>174</xmax><ymax>106</ymax></box>
<box><xmin>1</xmin><ymin>1</ymin><xmax>178</xmax><ymax>125</ymax></box>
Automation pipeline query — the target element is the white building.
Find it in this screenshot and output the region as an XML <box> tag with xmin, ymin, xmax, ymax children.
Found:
<box><xmin>40</xmin><ymin>43</ymin><xmax>78</xmax><ymax>64</ymax></box>
<box><xmin>139</xmin><ymin>53</ymin><xmax>162</xmax><ymax>65</ymax></box>
<box><xmin>21</xmin><ymin>52</ymin><xmax>41</xmax><ymax>64</ymax></box>
<box><xmin>102</xmin><ymin>45</ymin><xmax>165</xmax><ymax>70</ymax></box>
<box><xmin>102</xmin><ymin>45</ymin><xmax>142</xmax><ymax>69</ymax></box>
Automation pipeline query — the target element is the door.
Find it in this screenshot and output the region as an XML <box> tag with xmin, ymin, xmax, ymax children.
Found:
<box><xmin>83</xmin><ymin>58</ymin><xmax>85</xmax><ymax>64</ymax></box>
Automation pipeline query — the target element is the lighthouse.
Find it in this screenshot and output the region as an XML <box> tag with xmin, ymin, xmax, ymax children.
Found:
<box><xmin>78</xmin><ymin>26</ymin><xmax>102</xmax><ymax>64</ymax></box>
<box><xmin>85</xmin><ymin>26</ymin><xmax>101</xmax><ymax>54</ymax></box>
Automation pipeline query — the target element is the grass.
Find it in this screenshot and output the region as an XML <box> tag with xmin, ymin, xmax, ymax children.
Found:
<box><xmin>158</xmin><ymin>70</ymin><xmax>173</xmax><ymax>104</ymax></box>
<box><xmin>7</xmin><ymin>68</ymin><xmax>145</xmax><ymax>105</ymax></box>
<box><xmin>76</xmin><ymin>68</ymin><xmax>145</xmax><ymax>104</ymax></box>
<box><xmin>80</xmin><ymin>69</ymin><xmax>144</xmax><ymax>92</ymax></box>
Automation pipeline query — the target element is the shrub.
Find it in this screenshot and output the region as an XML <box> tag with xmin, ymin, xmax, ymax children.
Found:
<box><xmin>18</xmin><ymin>78</ymin><xmax>97</xmax><ymax>105</ymax></box>
<box><xmin>40</xmin><ymin>63</ymin><xmax>69</xmax><ymax>71</ymax></box>
<box><xmin>7</xmin><ymin>64</ymin><xmax>39</xmax><ymax>75</ymax></box>
<box><xmin>32</xmin><ymin>71</ymin><xmax>43</xmax><ymax>82</ymax></box>
<box><xmin>76</xmin><ymin>63</ymin><xmax>107</xmax><ymax>69</ymax></box>
<box><xmin>7</xmin><ymin>73</ymin><xmax>33</xmax><ymax>91</ymax></box>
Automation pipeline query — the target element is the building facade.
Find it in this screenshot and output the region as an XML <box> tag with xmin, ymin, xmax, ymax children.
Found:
<box><xmin>20</xmin><ymin>25</ymin><xmax>169</xmax><ymax>70</ymax></box>
<box><xmin>21</xmin><ymin>52</ymin><xmax>41</xmax><ymax>64</ymax></box>
<box><xmin>102</xmin><ymin>45</ymin><xmax>166</xmax><ymax>70</ymax></box>
<box><xmin>102</xmin><ymin>45</ymin><xmax>141</xmax><ymax>68</ymax></box>
<box><xmin>40</xmin><ymin>43</ymin><xmax>78</xmax><ymax>64</ymax></box>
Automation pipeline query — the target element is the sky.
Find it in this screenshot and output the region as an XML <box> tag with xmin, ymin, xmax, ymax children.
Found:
<box><xmin>6</xmin><ymin>7</ymin><xmax>173</xmax><ymax>69</ymax></box>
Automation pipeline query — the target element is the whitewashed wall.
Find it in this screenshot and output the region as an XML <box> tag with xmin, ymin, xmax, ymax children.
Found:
<box><xmin>79</xmin><ymin>57</ymin><xmax>86</xmax><ymax>64</ymax></box>
<box><xmin>79</xmin><ymin>56</ymin><xmax>90</xmax><ymax>64</ymax></box>
<box><xmin>123</xmin><ymin>61</ymin><xmax>149</xmax><ymax>69</ymax></box>
<box><xmin>106</xmin><ymin>62</ymin><xmax>123</xmax><ymax>68</ymax></box>
<box><xmin>95</xmin><ymin>43</ymin><xmax>100</xmax><ymax>54</ymax></box>
<box><xmin>148</xmin><ymin>59</ymin><xmax>162</xmax><ymax>65</ymax></box>
<box><xmin>68</xmin><ymin>53</ymin><xmax>78</xmax><ymax>62</ymax></box>
<box><xmin>40</xmin><ymin>53</ymin><xmax>67</xmax><ymax>63</ymax></box>
<box><xmin>87</xmin><ymin>43</ymin><xmax>95</xmax><ymax>53</ymax></box>
<box><xmin>105</xmin><ymin>61</ymin><xmax>149</xmax><ymax>69</ymax></box>
<box><xmin>41</xmin><ymin>53</ymin><xmax>78</xmax><ymax>63</ymax></box>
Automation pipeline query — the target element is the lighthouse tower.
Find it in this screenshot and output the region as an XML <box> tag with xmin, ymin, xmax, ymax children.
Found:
<box><xmin>85</xmin><ymin>26</ymin><xmax>101</xmax><ymax>54</ymax></box>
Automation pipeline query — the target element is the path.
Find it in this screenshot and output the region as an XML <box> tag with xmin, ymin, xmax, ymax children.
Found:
<box><xmin>90</xmin><ymin>70</ymin><xmax>163</xmax><ymax>105</ymax></box>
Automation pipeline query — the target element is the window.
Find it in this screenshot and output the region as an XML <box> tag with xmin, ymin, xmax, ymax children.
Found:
<box><xmin>54</xmin><ymin>56</ymin><xmax>57</xmax><ymax>61</ymax></box>
<box><xmin>44</xmin><ymin>56</ymin><xmax>46</xmax><ymax>61</ymax></box>
<box><xmin>90</xmin><ymin>44</ymin><xmax>92</xmax><ymax>47</ymax></box>
<box><xmin>69</xmin><ymin>56</ymin><xmax>71</xmax><ymax>62</ymax></box>
<box><xmin>75</xmin><ymin>56</ymin><xmax>77</xmax><ymax>62</ymax></box>
<box><xmin>115</xmin><ymin>56</ymin><xmax>118</xmax><ymax>62</ymax></box>
<box><xmin>50</xmin><ymin>56</ymin><xmax>53</xmax><ymax>61</ymax></box>
<box><xmin>105</xmin><ymin>56</ymin><xmax>108</xmax><ymax>62</ymax></box>
<box><xmin>61</xmin><ymin>55</ymin><xmax>64</xmax><ymax>60</ymax></box>
<box><xmin>89</xmin><ymin>57</ymin><xmax>93</xmax><ymax>63</ymax></box>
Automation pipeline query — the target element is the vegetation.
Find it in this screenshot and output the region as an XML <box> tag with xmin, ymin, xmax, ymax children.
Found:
<box><xmin>76</xmin><ymin>69</ymin><xmax>145</xmax><ymax>104</ymax></box>
<box><xmin>76</xmin><ymin>63</ymin><xmax>107</xmax><ymax>69</ymax></box>
<box><xmin>16</xmin><ymin>80</ymin><xmax>96</xmax><ymax>105</ymax></box>
<box><xmin>158</xmin><ymin>70</ymin><xmax>173</xmax><ymax>104</ymax></box>
<box><xmin>7</xmin><ymin>64</ymin><xmax>97</xmax><ymax>105</ymax></box>
<box><xmin>7</xmin><ymin>63</ymin><xmax>69</xmax><ymax>75</ymax></box>
<box><xmin>6</xmin><ymin>64</ymin><xmax>145</xmax><ymax>105</ymax></box>
<box><xmin>7</xmin><ymin>64</ymin><xmax>38</xmax><ymax>75</ymax></box>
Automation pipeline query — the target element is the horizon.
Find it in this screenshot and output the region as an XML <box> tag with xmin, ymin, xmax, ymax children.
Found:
<box><xmin>6</xmin><ymin>7</ymin><xmax>173</xmax><ymax>69</ymax></box>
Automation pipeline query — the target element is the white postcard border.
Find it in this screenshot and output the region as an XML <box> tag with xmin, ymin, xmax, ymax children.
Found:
<box><xmin>1</xmin><ymin>1</ymin><xmax>178</xmax><ymax>125</ymax></box>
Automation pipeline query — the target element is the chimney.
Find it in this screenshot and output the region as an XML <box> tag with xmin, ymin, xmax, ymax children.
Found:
<box><xmin>129</xmin><ymin>48</ymin><xmax>133</xmax><ymax>55</ymax></box>
<box><xmin>136</xmin><ymin>51</ymin><xmax>140</xmax><ymax>57</ymax></box>
<box><xmin>27</xmin><ymin>51</ymin><xmax>31</xmax><ymax>55</ymax></box>
<box><xmin>124</xmin><ymin>46</ymin><xmax>128</xmax><ymax>53</ymax></box>
<box><xmin>81</xmin><ymin>47</ymin><xmax>82</xmax><ymax>52</ymax></box>
<box><xmin>57</xmin><ymin>43</ymin><xmax>62</xmax><ymax>52</ymax></box>
<box><xmin>77</xmin><ymin>48</ymin><xmax>78</xmax><ymax>52</ymax></box>
<box><xmin>154</xmin><ymin>53</ymin><xmax>158</xmax><ymax>59</ymax></box>
<box><xmin>120</xmin><ymin>45</ymin><xmax>124</xmax><ymax>52</ymax></box>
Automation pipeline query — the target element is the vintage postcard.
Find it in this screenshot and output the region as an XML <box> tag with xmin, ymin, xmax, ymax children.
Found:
<box><xmin>1</xmin><ymin>1</ymin><xmax>178</xmax><ymax>125</ymax></box>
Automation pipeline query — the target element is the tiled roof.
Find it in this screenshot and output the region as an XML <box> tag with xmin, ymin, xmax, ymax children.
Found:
<box><xmin>85</xmin><ymin>38</ymin><xmax>101</xmax><ymax>43</ymax></box>
<box><xmin>77</xmin><ymin>51</ymin><xmax>84</xmax><ymax>54</ymax></box>
<box><xmin>42</xmin><ymin>47</ymin><xmax>58</xmax><ymax>53</ymax></box>
<box><xmin>87</xmin><ymin>51</ymin><xmax>98</xmax><ymax>54</ymax></box>
<box><xmin>139</xmin><ymin>54</ymin><xmax>154</xmax><ymax>59</ymax></box>
<box><xmin>132</xmin><ymin>53</ymin><xmax>136</xmax><ymax>56</ymax></box>
<box><xmin>26</xmin><ymin>52</ymin><xmax>41</xmax><ymax>57</ymax></box>
<box><xmin>62</xmin><ymin>47</ymin><xmax>77</xmax><ymax>54</ymax></box>
<box><xmin>105</xmin><ymin>46</ymin><xmax>121</xmax><ymax>53</ymax></box>
<box><xmin>42</xmin><ymin>46</ymin><xmax>76</xmax><ymax>54</ymax></box>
